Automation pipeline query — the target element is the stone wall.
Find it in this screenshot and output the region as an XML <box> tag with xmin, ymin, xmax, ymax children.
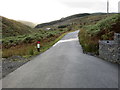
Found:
<box><xmin>99</xmin><ymin>33</ymin><xmax>120</xmax><ymax>63</ymax></box>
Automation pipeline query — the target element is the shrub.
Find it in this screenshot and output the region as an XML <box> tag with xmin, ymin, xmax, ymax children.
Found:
<box><xmin>58</xmin><ymin>25</ymin><xmax>68</xmax><ymax>28</ymax></box>
<box><xmin>24</xmin><ymin>36</ymin><xmax>33</xmax><ymax>43</ymax></box>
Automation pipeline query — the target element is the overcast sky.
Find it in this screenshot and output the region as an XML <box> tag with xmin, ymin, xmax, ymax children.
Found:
<box><xmin>0</xmin><ymin>0</ymin><xmax>119</xmax><ymax>24</ymax></box>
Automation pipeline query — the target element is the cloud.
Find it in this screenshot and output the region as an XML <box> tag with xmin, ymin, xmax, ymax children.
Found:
<box><xmin>61</xmin><ymin>1</ymin><xmax>106</xmax><ymax>10</ymax></box>
<box><xmin>0</xmin><ymin>0</ymin><xmax>119</xmax><ymax>23</ymax></box>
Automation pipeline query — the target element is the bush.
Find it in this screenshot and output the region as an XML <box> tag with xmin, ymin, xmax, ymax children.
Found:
<box><xmin>24</xmin><ymin>36</ymin><xmax>33</xmax><ymax>43</ymax></box>
<box><xmin>101</xmin><ymin>35</ymin><xmax>109</xmax><ymax>40</ymax></box>
<box><xmin>58</xmin><ymin>25</ymin><xmax>68</xmax><ymax>28</ymax></box>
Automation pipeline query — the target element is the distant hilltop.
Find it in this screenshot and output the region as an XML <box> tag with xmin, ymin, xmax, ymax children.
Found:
<box><xmin>35</xmin><ymin>13</ymin><xmax>108</xmax><ymax>28</ymax></box>
<box><xmin>18</xmin><ymin>20</ymin><xmax>37</xmax><ymax>28</ymax></box>
<box><xmin>35</xmin><ymin>13</ymin><xmax>91</xmax><ymax>28</ymax></box>
<box><xmin>1</xmin><ymin>16</ymin><xmax>32</xmax><ymax>38</ymax></box>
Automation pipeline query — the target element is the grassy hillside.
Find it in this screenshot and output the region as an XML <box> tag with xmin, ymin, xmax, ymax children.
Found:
<box><xmin>2</xmin><ymin>16</ymin><xmax>78</xmax><ymax>58</ymax></box>
<box><xmin>79</xmin><ymin>14</ymin><xmax>120</xmax><ymax>54</ymax></box>
<box><xmin>2</xmin><ymin>28</ymin><xmax>75</xmax><ymax>58</ymax></box>
<box><xmin>2</xmin><ymin>13</ymin><xmax>115</xmax><ymax>58</ymax></box>
<box><xmin>35</xmin><ymin>13</ymin><xmax>112</xmax><ymax>30</ymax></box>
<box><xmin>35</xmin><ymin>13</ymin><xmax>91</xmax><ymax>28</ymax></box>
<box><xmin>18</xmin><ymin>20</ymin><xmax>36</xmax><ymax>28</ymax></box>
<box><xmin>2</xmin><ymin>17</ymin><xmax>75</xmax><ymax>58</ymax></box>
<box><xmin>2</xmin><ymin>16</ymin><xmax>32</xmax><ymax>38</ymax></box>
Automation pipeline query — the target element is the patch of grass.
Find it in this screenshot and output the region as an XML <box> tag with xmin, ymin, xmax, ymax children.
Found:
<box><xmin>83</xmin><ymin>14</ymin><xmax>119</xmax><ymax>35</ymax></box>
<box><xmin>79</xmin><ymin>29</ymin><xmax>99</xmax><ymax>54</ymax></box>
<box><xmin>2</xmin><ymin>31</ymin><xmax>69</xmax><ymax>58</ymax></box>
<box><xmin>2</xmin><ymin>44</ymin><xmax>35</xmax><ymax>58</ymax></box>
<box><xmin>29</xmin><ymin>49</ymin><xmax>34</xmax><ymax>55</ymax></box>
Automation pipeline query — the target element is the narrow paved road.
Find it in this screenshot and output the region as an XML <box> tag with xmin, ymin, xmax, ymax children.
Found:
<box><xmin>2</xmin><ymin>30</ymin><xmax>118</xmax><ymax>88</ymax></box>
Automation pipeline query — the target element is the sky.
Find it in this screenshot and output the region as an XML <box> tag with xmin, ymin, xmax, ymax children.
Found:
<box><xmin>0</xmin><ymin>0</ymin><xmax>119</xmax><ymax>24</ymax></box>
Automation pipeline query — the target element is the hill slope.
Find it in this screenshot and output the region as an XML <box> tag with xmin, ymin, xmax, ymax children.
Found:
<box><xmin>35</xmin><ymin>13</ymin><xmax>111</xmax><ymax>29</ymax></box>
<box><xmin>35</xmin><ymin>13</ymin><xmax>91</xmax><ymax>28</ymax></box>
<box><xmin>2</xmin><ymin>13</ymin><xmax>116</xmax><ymax>58</ymax></box>
<box><xmin>18</xmin><ymin>20</ymin><xmax>36</xmax><ymax>28</ymax></box>
<box><xmin>79</xmin><ymin>14</ymin><xmax>120</xmax><ymax>54</ymax></box>
<box><xmin>2</xmin><ymin>16</ymin><xmax>32</xmax><ymax>38</ymax></box>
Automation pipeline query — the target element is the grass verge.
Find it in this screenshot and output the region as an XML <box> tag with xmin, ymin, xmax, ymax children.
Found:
<box><xmin>2</xmin><ymin>31</ymin><xmax>69</xmax><ymax>58</ymax></box>
<box><xmin>78</xmin><ymin>14</ymin><xmax>120</xmax><ymax>55</ymax></box>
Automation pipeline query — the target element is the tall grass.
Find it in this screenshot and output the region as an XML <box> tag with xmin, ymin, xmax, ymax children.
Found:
<box><xmin>2</xmin><ymin>31</ymin><xmax>68</xmax><ymax>58</ymax></box>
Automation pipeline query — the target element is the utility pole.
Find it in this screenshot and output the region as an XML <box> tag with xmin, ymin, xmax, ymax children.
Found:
<box><xmin>107</xmin><ymin>0</ymin><xmax>109</xmax><ymax>13</ymax></box>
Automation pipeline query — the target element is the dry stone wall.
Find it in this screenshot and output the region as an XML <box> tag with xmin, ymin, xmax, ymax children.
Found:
<box><xmin>99</xmin><ymin>33</ymin><xmax>120</xmax><ymax>63</ymax></box>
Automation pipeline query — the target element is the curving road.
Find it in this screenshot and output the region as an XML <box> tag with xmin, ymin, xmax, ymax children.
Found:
<box><xmin>2</xmin><ymin>30</ymin><xmax>118</xmax><ymax>88</ymax></box>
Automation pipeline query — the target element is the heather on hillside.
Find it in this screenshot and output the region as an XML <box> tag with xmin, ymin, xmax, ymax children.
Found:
<box><xmin>79</xmin><ymin>14</ymin><xmax>120</xmax><ymax>54</ymax></box>
<box><xmin>2</xmin><ymin>16</ymin><xmax>32</xmax><ymax>38</ymax></box>
<box><xmin>2</xmin><ymin>13</ymin><xmax>115</xmax><ymax>58</ymax></box>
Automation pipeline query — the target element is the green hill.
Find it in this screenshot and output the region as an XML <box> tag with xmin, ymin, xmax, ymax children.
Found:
<box><xmin>35</xmin><ymin>13</ymin><xmax>91</xmax><ymax>28</ymax></box>
<box><xmin>35</xmin><ymin>13</ymin><xmax>111</xmax><ymax>29</ymax></box>
<box><xmin>79</xmin><ymin>14</ymin><xmax>120</xmax><ymax>54</ymax></box>
<box><xmin>2</xmin><ymin>16</ymin><xmax>32</xmax><ymax>38</ymax></box>
<box><xmin>2</xmin><ymin>13</ymin><xmax>116</xmax><ymax>58</ymax></box>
